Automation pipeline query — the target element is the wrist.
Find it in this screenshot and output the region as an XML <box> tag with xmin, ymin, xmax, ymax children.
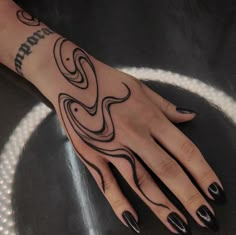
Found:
<box><xmin>23</xmin><ymin>36</ymin><xmax>133</xmax><ymax>108</ymax></box>
<box><xmin>26</xmin><ymin>37</ymin><xmax>98</xmax><ymax>104</ymax></box>
<box><xmin>17</xmin><ymin>31</ymin><xmax>60</xmax><ymax>82</ymax></box>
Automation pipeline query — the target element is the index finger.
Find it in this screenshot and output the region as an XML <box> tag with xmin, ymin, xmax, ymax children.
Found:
<box><xmin>150</xmin><ymin>118</ymin><xmax>226</xmax><ymax>203</ymax></box>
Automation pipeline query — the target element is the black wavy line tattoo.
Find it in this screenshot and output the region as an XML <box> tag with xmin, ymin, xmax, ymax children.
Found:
<box><xmin>54</xmin><ymin>37</ymin><xmax>169</xmax><ymax>209</ymax></box>
<box><xmin>16</xmin><ymin>10</ymin><xmax>40</xmax><ymax>26</ymax></box>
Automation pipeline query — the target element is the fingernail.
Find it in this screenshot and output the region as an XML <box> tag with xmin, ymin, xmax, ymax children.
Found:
<box><xmin>176</xmin><ymin>107</ymin><xmax>197</xmax><ymax>114</ymax></box>
<box><xmin>208</xmin><ymin>182</ymin><xmax>226</xmax><ymax>203</ymax></box>
<box><xmin>122</xmin><ymin>211</ymin><xmax>140</xmax><ymax>234</ymax></box>
<box><xmin>196</xmin><ymin>205</ymin><xmax>219</xmax><ymax>231</ymax></box>
<box><xmin>167</xmin><ymin>212</ymin><xmax>192</xmax><ymax>234</ymax></box>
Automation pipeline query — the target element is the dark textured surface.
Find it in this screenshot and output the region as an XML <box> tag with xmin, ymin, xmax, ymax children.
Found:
<box><xmin>0</xmin><ymin>0</ymin><xmax>235</xmax><ymax>234</ymax></box>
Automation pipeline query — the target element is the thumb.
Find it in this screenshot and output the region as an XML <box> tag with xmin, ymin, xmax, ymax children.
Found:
<box><xmin>142</xmin><ymin>83</ymin><xmax>197</xmax><ymax>123</ymax></box>
<box><xmin>163</xmin><ymin>103</ymin><xmax>197</xmax><ymax>123</ymax></box>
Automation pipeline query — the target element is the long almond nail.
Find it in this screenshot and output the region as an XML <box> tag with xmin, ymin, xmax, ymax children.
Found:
<box><xmin>196</xmin><ymin>206</ymin><xmax>219</xmax><ymax>231</ymax></box>
<box><xmin>167</xmin><ymin>212</ymin><xmax>192</xmax><ymax>234</ymax></box>
<box><xmin>122</xmin><ymin>211</ymin><xmax>140</xmax><ymax>234</ymax></box>
<box><xmin>208</xmin><ymin>182</ymin><xmax>226</xmax><ymax>203</ymax></box>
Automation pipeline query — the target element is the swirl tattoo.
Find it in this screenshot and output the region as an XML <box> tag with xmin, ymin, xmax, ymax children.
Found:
<box><xmin>16</xmin><ymin>10</ymin><xmax>40</xmax><ymax>26</ymax></box>
<box><xmin>54</xmin><ymin>37</ymin><xmax>169</xmax><ymax>209</ymax></box>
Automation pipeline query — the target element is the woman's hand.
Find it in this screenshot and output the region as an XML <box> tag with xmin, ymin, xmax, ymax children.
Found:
<box><xmin>40</xmin><ymin>37</ymin><xmax>225</xmax><ymax>234</ymax></box>
<box><xmin>0</xmin><ymin>1</ymin><xmax>225</xmax><ymax>233</ymax></box>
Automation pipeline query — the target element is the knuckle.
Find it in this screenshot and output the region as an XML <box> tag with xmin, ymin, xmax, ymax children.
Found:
<box><xmin>112</xmin><ymin>197</ymin><xmax>125</xmax><ymax>212</ymax></box>
<box><xmin>137</xmin><ymin>170</ymin><xmax>150</xmax><ymax>188</ymax></box>
<box><xmin>147</xmin><ymin>112</ymin><xmax>166</xmax><ymax>132</ymax></box>
<box><xmin>184</xmin><ymin>192</ymin><xmax>202</xmax><ymax>208</ymax></box>
<box><xmin>155</xmin><ymin>199</ymin><xmax>171</xmax><ymax>214</ymax></box>
<box><xmin>201</xmin><ymin>170</ymin><xmax>215</xmax><ymax>184</ymax></box>
<box><xmin>158</xmin><ymin>158</ymin><xmax>179</xmax><ymax>178</ymax></box>
<box><xmin>118</xmin><ymin>119</ymin><xmax>137</xmax><ymax>138</ymax></box>
<box><xmin>127</xmin><ymin>124</ymin><xmax>145</xmax><ymax>141</ymax></box>
<box><xmin>104</xmin><ymin>177</ymin><xmax>116</xmax><ymax>193</ymax></box>
<box><xmin>147</xmin><ymin>112</ymin><xmax>158</xmax><ymax>125</ymax></box>
<box><xmin>123</xmin><ymin>121</ymin><xmax>149</xmax><ymax>141</ymax></box>
<box><xmin>180</xmin><ymin>140</ymin><xmax>196</xmax><ymax>157</ymax></box>
<box><xmin>161</xmin><ymin>97</ymin><xmax>172</xmax><ymax>111</ymax></box>
<box><xmin>149</xmin><ymin>116</ymin><xmax>167</xmax><ymax>134</ymax></box>
<box><xmin>103</xmin><ymin>179</ymin><xmax>126</xmax><ymax>212</ymax></box>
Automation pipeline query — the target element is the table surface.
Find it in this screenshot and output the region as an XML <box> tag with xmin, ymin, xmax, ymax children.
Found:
<box><xmin>0</xmin><ymin>1</ymin><xmax>235</xmax><ymax>235</ymax></box>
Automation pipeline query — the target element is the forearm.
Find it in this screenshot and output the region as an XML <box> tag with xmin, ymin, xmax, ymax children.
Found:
<box><xmin>0</xmin><ymin>0</ymin><xmax>129</xmax><ymax>105</ymax></box>
<box><xmin>0</xmin><ymin>0</ymin><xmax>71</xmax><ymax>102</ymax></box>
<box><xmin>0</xmin><ymin>1</ymin><xmax>56</xmax><ymax>73</ymax></box>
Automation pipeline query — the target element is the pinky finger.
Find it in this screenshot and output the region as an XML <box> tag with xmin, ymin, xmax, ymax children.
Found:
<box><xmin>82</xmin><ymin>155</ymin><xmax>141</xmax><ymax>234</ymax></box>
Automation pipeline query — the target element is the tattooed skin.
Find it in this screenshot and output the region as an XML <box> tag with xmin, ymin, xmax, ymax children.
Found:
<box><xmin>14</xmin><ymin>28</ymin><xmax>54</xmax><ymax>76</ymax></box>
<box><xmin>54</xmin><ymin>37</ymin><xmax>169</xmax><ymax>209</ymax></box>
<box><xmin>15</xmin><ymin>10</ymin><xmax>53</xmax><ymax>76</ymax></box>
<box><xmin>16</xmin><ymin>10</ymin><xmax>40</xmax><ymax>26</ymax></box>
<box><xmin>15</xmin><ymin>8</ymin><xmax>168</xmax><ymax>209</ymax></box>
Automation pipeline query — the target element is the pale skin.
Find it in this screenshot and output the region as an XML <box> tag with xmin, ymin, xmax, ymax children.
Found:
<box><xmin>0</xmin><ymin>1</ymin><xmax>225</xmax><ymax>234</ymax></box>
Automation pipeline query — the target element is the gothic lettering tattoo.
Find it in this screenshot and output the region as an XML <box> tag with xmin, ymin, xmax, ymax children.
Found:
<box><xmin>54</xmin><ymin>37</ymin><xmax>169</xmax><ymax>209</ymax></box>
<box><xmin>14</xmin><ymin>28</ymin><xmax>54</xmax><ymax>76</ymax></box>
<box><xmin>16</xmin><ymin>10</ymin><xmax>40</xmax><ymax>26</ymax></box>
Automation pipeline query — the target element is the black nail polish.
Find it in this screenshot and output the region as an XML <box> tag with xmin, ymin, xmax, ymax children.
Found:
<box><xmin>176</xmin><ymin>107</ymin><xmax>197</xmax><ymax>114</ymax></box>
<box><xmin>208</xmin><ymin>182</ymin><xmax>226</xmax><ymax>203</ymax></box>
<box><xmin>167</xmin><ymin>212</ymin><xmax>192</xmax><ymax>234</ymax></box>
<box><xmin>196</xmin><ymin>205</ymin><xmax>219</xmax><ymax>231</ymax></box>
<box><xmin>122</xmin><ymin>211</ymin><xmax>140</xmax><ymax>234</ymax></box>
